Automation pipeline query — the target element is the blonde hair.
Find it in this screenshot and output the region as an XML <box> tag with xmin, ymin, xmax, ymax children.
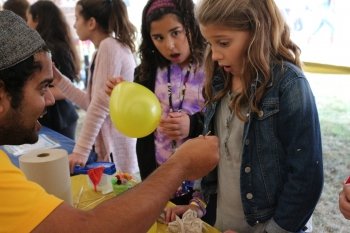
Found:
<box><xmin>196</xmin><ymin>0</ymin><xmax>302</xmax><ymax>120</ymax></box>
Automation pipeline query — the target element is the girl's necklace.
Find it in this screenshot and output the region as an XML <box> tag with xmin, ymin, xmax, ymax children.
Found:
<box><xmin>167</xmin><ymin>62</ymin><xmax>192</xmax><ymax>112</ymax></box>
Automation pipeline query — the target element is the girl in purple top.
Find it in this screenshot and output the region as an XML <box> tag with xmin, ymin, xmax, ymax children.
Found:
<box><xmin>107</xmin><ymin>0</ymin><xmax>216</xmax><ymax>225</ymax></box>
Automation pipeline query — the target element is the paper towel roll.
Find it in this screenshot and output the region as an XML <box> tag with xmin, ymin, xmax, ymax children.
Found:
<box><xmin>19</xmin><ymin>148</ymin><xmax>72</xmax><ymax>205</ymax></box>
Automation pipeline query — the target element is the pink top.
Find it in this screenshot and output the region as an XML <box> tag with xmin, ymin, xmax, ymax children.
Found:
<box><xmin>57</xmin><ymin>37</ymin><xmax>138</xmax><ymax>173</ymax></box>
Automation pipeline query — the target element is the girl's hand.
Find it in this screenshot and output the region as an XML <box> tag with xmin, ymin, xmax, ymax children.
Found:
<box><xmin>163</xmin><ymin>204</ymin><xmax>203</xmax><ymax>223</ymax></box>
<box><xmin>50</xmin><ymin>64</ymin><xmax>68</xmax><ymax>100</ymax></box>
<box><xmin>68</xmin><ymin>152</ymin><xmax>88</xmax><ymax>174</ymax></box>
<box><xmin>105</xmin><ymin>76</ymin><xmax>124</xmax><ymax>96</ymax></box>
<box><xmin>158</xmin><ymin>111</ymin><xmax>190</xmax><ymax>140</ymax></box>
<box><xmin>52</xmin><ymin>63</ymin><xmax>64</xmax><ymax>84</ymax></box>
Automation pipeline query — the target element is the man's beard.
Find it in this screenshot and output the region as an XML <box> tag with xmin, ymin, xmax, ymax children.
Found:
<box><xmin>0</xmin><ymin>120</ymin><xmax>38</xmax><ymax>146</ymax></box>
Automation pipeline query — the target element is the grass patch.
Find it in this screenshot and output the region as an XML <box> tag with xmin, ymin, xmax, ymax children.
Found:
<box><xmin>310</xmin><ymin>75</ymin><xmax>350</xmax><ymax>232</ymax></box>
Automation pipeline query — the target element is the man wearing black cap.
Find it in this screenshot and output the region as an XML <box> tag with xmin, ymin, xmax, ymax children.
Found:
<box><xmin>0</xmin><ymin>10</ymin><xmax>219</xmax><ymax>233</ymax></box>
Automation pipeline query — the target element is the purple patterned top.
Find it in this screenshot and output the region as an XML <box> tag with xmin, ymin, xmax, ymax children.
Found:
<box><xmin>154</xmin><ymin>63</ymin><xmax>205</xmax><ymax>165</ymax></box>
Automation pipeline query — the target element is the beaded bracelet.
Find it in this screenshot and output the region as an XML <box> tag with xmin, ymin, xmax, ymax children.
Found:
<box><xmin>189</xmin><ymin>200</ymin><xmax>205</xmax><ymax>216</ymax></box>
<box><xmin>190</xmin><ymin>201</ymin><xmax>200</xmax><ymax>208</ymax></box>
<box><xmin>190</xmin><ymin>197</ymin><xmax>207</xmax><ymax>216</ymax></box>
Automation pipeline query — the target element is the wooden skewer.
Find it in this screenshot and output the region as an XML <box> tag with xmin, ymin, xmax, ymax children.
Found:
<box><xmin>74</xmin><ymin>186</ymin><xmax>84</xmax><ymax>208</ymax></box>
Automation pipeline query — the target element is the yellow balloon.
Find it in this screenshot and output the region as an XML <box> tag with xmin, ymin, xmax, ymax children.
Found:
<box><xmin>109</xmin><ymin>82</ymin><xmax>162</xmax><ymax>138</ymax></box>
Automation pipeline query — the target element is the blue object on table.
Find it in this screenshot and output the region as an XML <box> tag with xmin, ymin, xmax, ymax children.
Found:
<box><xmin>74</xmin><ymin>162</ymin><xmax>116</xmax><ymax>175</ymax></box>
<box><xmin>0</xmin><ymin>126</ymin><xmax>75</xmax><ymax>167</ymax></box>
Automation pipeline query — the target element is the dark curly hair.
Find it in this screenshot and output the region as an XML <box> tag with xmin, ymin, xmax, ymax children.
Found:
<box><xmin>138</xmin><ymin>0</ymin><xmax>205</xmax><ymax>82</ymax></box>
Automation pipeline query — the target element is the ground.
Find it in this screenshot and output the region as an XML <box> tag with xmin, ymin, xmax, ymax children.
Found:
<box><xmin>307</xmin><ymin>73</ymin><xmax>350</xmax><ymax>232</ymax></box>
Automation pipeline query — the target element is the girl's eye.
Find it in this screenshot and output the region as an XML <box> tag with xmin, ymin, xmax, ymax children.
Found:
<box><xmin>219</xmin><ymin>41</ymin><xmax>230</xmax><ymax>47</ymax></box>
<box><xmin>152</xmin><ymin>35</ymin><xmax>163</xmax><ymax>41</ymax></box>
<box><xmin>171</xmin><ymin>29</ymin><xmax>183</xmax><ymax>37</ymax></box>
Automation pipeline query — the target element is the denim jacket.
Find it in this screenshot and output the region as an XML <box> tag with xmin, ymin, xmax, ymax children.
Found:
<box><xmin>201</xmin><ymin>62</ymin><xmax>323</xmax><ymax>233</ymax></box>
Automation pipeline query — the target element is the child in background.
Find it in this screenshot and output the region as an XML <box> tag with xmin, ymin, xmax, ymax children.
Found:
<box><xmin>106</xmin><ymin>0</ymin><xmax>216</xmax><ymax>225</ymax></box>
<box><xmin>53</xmin><ymin>0</ymin><xmax>138</xmax><ymax>174</ymax></box>
<box><xmin>195</xmin><ymin>0</ymin><xmax>323</xmax><ymax>232</ymax></box>
<box><xmin>27</xmin><ymin>0</ymin><xmax>80</xmax><ymax>140</ymax></box>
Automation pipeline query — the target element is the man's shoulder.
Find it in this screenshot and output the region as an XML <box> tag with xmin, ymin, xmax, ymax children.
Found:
<box><xmin>0</xmin><ymin>149</ymin><xmax>11</xmax><ymax>163</ymax></box>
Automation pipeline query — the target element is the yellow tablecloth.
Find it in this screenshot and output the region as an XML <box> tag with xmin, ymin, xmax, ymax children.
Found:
<box><xmin>71</xmin><ymin>175</ymin><xmax>221</xmax><ymax>233</ymax></box>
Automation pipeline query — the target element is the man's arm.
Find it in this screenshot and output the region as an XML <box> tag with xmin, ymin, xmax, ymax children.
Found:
<box><xmin>32</xmin><ymin>136</ymin><xmax>219</xmax><ymax>233</ymax></box>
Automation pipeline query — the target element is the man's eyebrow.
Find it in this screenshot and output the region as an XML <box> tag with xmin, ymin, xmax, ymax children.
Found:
<box><xmin>39</xmin><ymin>78</ymin><xmax>54</xmax><ymax>86</ymax></box>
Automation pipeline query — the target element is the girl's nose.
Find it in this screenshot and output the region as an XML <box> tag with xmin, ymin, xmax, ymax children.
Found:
<box><xmin>166</xmin><ymin>38</ymin><xmax>175</xmax><ymax>50</ymax></box>
<box><xmin>211</xmin><ymin>48</ymin><xmax>222</xmax><ymax>61</ymax></box>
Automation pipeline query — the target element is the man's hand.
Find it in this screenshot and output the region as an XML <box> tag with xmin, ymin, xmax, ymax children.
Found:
<box><xmin>170</xmin><ymin>135</ymin><xmax>219</xmax><ymax>181</ymax></box>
